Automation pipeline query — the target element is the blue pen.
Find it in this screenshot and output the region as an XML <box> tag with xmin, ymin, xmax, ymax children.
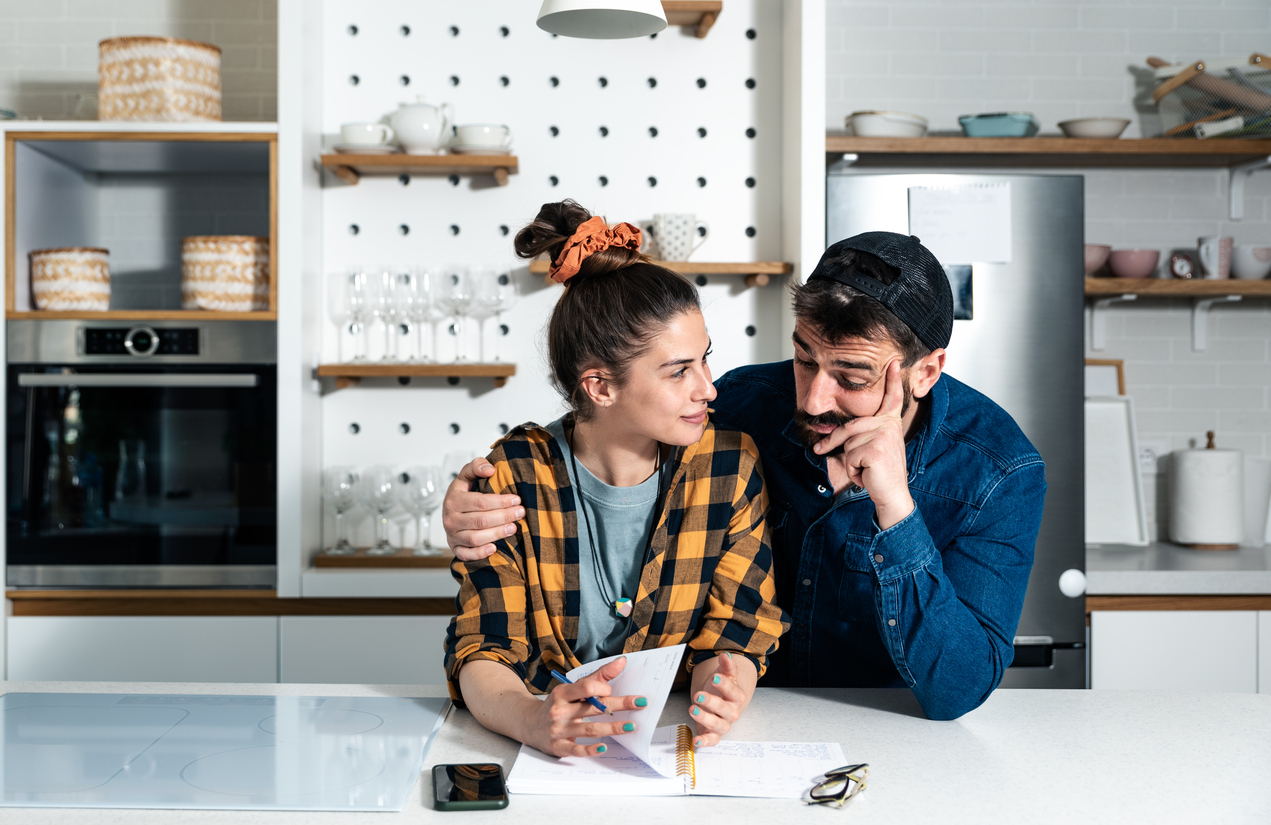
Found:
<box><xmin>549</xmin><ymin>669</ymin><xmax>611</xmax><ymax>716</ymax></box>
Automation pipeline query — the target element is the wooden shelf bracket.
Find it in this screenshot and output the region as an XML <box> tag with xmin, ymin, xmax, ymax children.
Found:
<box><xmin>1228</xmin><ymin>155</ymin><xmax>1271</xmax><ymax>220</ymax></box>
<box><xmin>1191</xmin><ymin>295</ymin><xmax>1242</xmax><ymax>352</ymax></box>
<box><xmin>1089</xmin><ymin>294</ymin><xmax>1137</xmax><ymax>351</ymax></box>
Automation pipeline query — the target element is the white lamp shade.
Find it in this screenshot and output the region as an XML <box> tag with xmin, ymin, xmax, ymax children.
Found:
<box><xmin>536</xmin><ymin>0</ymin><xmax>668</xmax><ymax>39</ymax></box>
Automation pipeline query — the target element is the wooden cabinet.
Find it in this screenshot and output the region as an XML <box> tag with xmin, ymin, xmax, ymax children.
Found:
<box><xmin>6</xmin><ymin>616</ymin><xmax>278</xmax><ymax>682</ymax></box>
<box><xmin>1090</xmin><ymin>610</ymin><xmax>1258</xmax><ymax>692</ymax></box>
<box><xmin>279</xmin><ymin>616</ymin><xmax>450</xmax><ymax>686</ymax></box>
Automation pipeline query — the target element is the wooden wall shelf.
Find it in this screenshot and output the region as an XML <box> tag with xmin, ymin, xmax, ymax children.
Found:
<box><xmin>313</xmin><ymin>548</ymin><xmax>452</xmax><ymax>569</ymax></box>
<box><xmin>825</xmin><ymin>136</ymin><xmax>1271</xmax><ymax>168</ymax></box>
<box><xmin>6</xmin><ymin>310</ymin><xmax>277</xmax><ymax>321</ymax></box>
<box><xmin>1084</xmin><ymin>278</ymin><xmax>1271</xmax><ymax>297</ymax></box>
<box><xmin>663</xmin><ymin>1</ymin><xmax>723</xmax><ymax>38</ymax></box>
<box><xmin>319</xmin><ymin>153</ymin><xmax>518</xmax><ymax>186</ymax></box>
<box><xmin>317</xmin><ymin>362</ymin><xmax>517</xmax><ymax>389</ymax></box>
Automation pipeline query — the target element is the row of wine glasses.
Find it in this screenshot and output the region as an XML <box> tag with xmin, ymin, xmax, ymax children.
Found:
<box><xmin>324</xmin><ymin>464</ymin><xmax>445</xmax><ymax>556</ymax></box>
<box><xmin>327</xmin><ymin>265</ymin><xmax>519</xmax><ymax>364</ymax></box>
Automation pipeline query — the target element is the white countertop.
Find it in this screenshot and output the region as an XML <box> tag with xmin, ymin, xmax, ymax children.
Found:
<box><xmin>1087</xmin><ymin>542</ymin><xmax>1271</xmax><ymax>594</ymax></box>
<box><xmin>2</xmin><ymin>681</ymin><xmax>1267</xmax><ymax>824</ymax></box>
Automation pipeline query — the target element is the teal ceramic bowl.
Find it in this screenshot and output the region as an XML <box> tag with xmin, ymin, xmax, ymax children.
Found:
<box><xmin>958</xmin><ymin>112</ymin><xmax>1040</xmax><ymax>138</ymax></box>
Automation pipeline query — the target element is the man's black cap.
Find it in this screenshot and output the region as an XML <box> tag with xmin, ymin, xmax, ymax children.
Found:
<box><xmin>807</xmin><ymin>231</ymin><xmax>953</xmax><ymax>352</ymax></box>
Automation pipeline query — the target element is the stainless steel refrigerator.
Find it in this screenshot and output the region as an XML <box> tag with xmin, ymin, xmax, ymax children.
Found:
<box><xmin>827</xmin><ymin>171</ymin><xmax>1086</xmax><ymax>689</ymax></box>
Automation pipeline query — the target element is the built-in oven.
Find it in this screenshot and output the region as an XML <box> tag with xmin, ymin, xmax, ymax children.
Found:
<box><xmin>6</xmin><ymin>320</ymin><xmax>276</xmax><ymax>588</ymax></box>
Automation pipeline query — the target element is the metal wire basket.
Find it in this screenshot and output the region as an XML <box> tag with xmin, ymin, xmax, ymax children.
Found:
<box><xmin>1150</xmin><ymin>54</ymin><xmax>1271</xmax><ymax>138</ymax></box>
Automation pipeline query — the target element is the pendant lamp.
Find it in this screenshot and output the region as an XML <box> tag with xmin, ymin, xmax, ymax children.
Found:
<box><xmin>536</xmin><ymin>0</ymin><xmax>668</xmax><ymax>39</ymax></box>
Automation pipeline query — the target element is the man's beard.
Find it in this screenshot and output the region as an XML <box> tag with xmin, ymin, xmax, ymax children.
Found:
<box><xmin>792</xmin><ymin>374</ymin><xmax>913</xmax><ymax>452</ymax></box>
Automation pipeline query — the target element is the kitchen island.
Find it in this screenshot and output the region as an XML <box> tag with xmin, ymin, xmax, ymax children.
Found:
<box><xmin>1</xmin><ymin>681</ymin><xmax>1267</xmax><ymax>823</ymax></box>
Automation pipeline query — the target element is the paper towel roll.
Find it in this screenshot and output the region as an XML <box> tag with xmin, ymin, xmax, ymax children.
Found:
<box><xmin>1243</xmin><ymin>457</ymin><xmax>1271</xmax><ymax>548</ymax></box>
<box><xmin>1169</xmin><ymin>448</ymin><xmax>1244</xmax><ymax>547</ymax></box>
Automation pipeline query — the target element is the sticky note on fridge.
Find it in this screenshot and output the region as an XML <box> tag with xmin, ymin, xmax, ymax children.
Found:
<box><xmin>908</xmin><ymin>182</ymin><xmax>1012</xmax><ymax>264</ymax></box>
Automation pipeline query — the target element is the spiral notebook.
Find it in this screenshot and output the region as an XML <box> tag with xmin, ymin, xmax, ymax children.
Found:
<box><xmin>506</xmin><ymin>724</ymin><xmax>845</xmax><ymax>798</ymax></box>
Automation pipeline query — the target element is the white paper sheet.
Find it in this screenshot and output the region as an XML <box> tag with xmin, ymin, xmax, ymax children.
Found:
<box><xmin>566</xmin><ymin>643</ymin><xmax>686</xmax><ymax>777</ymax></box>
<box><xmin>505</xmin><ymin>728</ymin><xmax>687</xmax><ymax>796</ymax></box>
<box><xmin>692</xmin><ymin>739</ymin><xmax>847</xmax><ymax>799</ymax></box>
<box><xmin>908</xmin><ymin>183</ymin><xmax>1012</xmax><ymax>264</ymax></box>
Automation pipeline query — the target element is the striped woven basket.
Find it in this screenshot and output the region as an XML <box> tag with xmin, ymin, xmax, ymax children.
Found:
<box><xmin>30</xmin><ymin>247</ymin><xmax>111</xmax><ymax>311</ymax></box>
<box><xmin>98</xmin><ymin>36</ymin><xmax>222</xmax><ymax>122</ymax></box>
<box><xmin>182</xmin><ymin>236</ymin><xmax>270</xmax><ymax>312</ymax></box>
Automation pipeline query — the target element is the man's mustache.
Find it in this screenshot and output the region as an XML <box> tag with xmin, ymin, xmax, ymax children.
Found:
<box><xmin>794</xmin><ymin>409</ymin><xmax>855</xmax><ymax>429</ymax></box>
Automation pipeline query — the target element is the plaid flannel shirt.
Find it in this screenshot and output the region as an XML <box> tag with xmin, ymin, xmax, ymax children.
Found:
<box><xmin>444</xmin><ymin>418</ymin><xmax>790</xmax><ymax>704</ymax></box>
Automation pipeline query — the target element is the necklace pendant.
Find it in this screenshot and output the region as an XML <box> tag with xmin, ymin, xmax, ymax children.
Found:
<box><xmin>614</xmin><ymin>598</ymin><xmax>633</xmax><ymax>618</ymax></box>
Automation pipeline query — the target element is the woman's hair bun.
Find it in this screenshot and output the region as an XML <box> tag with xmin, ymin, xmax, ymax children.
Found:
<box><xmin>513</xmin><ymin>199</ymin><xmax>642</xmax><ymax>279</ymax></box>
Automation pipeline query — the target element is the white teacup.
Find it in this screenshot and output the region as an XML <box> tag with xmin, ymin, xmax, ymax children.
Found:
<box><xmin>1232</xmin><ymin>245</ymin><xmax>1271</xmax><ymax>280</ymax></box>
<box><xmin>340</xmin><ymin>122</ymin><xmax>395</xmax><ymax>146</ymax></box>
<box><xmin>452</xmin><ymin>124</ymin><xmax>513</xmax><ymax>148</ymax></box>
<box><xmin>652</xmin><ymin>214</ymin><xmax>709</xmax><ymax>262</ymax></box>
<box><xmin>1197</xmin><ymin>235</ymin><xmax>1233</xmax><ymax>279</ymax></box>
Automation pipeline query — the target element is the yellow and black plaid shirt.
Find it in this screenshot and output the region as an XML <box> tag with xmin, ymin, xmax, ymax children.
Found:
<box><xmin>445</xmin><ymin>418</ymin><xmax>790</xmax><ymax>704</ymax></box>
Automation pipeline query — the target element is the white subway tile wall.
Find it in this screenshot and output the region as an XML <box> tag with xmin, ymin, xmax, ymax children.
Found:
<box><xmin>0</xmin><ymin>0</ymin><xmax>277</xmax><ymax>121</ymax></box>
<box><xmin>827</xmin><ymin>1</ymin><xmax>1271</xmax><ymax>540</ymax></box>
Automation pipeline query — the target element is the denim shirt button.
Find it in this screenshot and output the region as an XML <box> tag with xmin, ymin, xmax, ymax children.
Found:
<box><xmin>816</xmin><ymin>484</ymin><xmax>827</xmax><ymax>494</ymax></box>
<box><xmin>888</xmin><ymin>618</ymin><xmax>897</xmax><ymax>627</ymax></box>
<box><xmin>802</xmin><ymin>578</ymin><xmax>812</xmax><ymax>586</ymax></box>
<box><xmin>874</xmin><ymin>554</ymin><xmax>884</xmax><ymax>564</ymax></box>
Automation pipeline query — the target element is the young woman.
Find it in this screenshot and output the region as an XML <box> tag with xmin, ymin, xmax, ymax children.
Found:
<box><xmin>444</xmin><ymin>200</ymin><xmax>789</xmax><ymax>759</ymax></box>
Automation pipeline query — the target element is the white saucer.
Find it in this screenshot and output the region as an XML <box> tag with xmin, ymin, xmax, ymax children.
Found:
<box><xmin>448</xmin><ymin>144</ymin><xmax>513</xmax><ymax>156</ymax></box>
<box><xmin>333</xmin><ymin>144</ymin><xmax>401</xmax><ymax>154</ymax></box>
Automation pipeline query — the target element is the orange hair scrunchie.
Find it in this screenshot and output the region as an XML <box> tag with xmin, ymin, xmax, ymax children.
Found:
<box><xmin>548</xmin><ymin>216</ymin><xmax>643</xmax><ymax>284</ymax></box>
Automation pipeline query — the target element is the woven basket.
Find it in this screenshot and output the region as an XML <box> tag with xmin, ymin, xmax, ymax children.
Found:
<box><xmin>99</xmin><ymin>36</ymin><xmax>222</xmax><ymax>122</ymax></box>
<box><xmin>182</xmin><ymin>236</ymin><xmax>269</xmax><ymax>312</ymax></box>
<box><xmin>30</xmin><ymin>248</ymin><xmax>111</xmax><ymax>311</ymax></box>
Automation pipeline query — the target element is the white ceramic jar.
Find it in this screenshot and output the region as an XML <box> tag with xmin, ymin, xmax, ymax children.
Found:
<box><xmin>388</xmin><ymin>97</ymin><xmax>454</xmax><ymax>155</ymax></box>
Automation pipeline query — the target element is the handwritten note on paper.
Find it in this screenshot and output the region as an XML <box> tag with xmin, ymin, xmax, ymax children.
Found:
<box><xmin>691</xmin><ymin>740</ymin><xmax>846</xmax><ymax>799</ymax></box>
<box><xmin>908</xmin><ymin>182</ymin><xmax>1012</xmax><ymax>264</ymax></box>
<box><xmin>567</xmin><ymin>644</ymin><xmax>686</xmax><ymax>776</ymax></box>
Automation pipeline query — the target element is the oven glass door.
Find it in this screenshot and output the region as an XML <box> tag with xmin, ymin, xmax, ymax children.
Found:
<box><xmin>7</xmin><ymin>365</ymin><xmax>276</xmax><ymax>582</ymax></box>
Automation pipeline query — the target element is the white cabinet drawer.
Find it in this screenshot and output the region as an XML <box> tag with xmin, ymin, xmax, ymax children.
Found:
<box><xmin>280</xmin><ymin>616</ymin><xmax>450</xmax><ymax>686</ymax></box>
<box><xmin>1260</xmin><ymin>612</ymin><xmax>1271</xmax><ymax>695</ymax></box>
<box><xmin>1091</xmin><ymin>611</ymin><xmax>1257</xmax><ymax>692</ymax></box>
<box><xmin>6</xmin><ymin>616</ymin><xmax>279</xmax><ymax>683</ymax></box>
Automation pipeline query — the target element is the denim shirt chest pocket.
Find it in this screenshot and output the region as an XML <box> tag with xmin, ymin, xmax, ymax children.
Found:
<box><xmin>832</xmin><ymin>503</ymin><xmax>882</xmax><ymax>620</ymax></box>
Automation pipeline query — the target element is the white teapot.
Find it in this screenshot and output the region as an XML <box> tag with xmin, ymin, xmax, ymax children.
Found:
<box><xmin>389</xmin><ymin>96</ymin><xmax>454</xmax><ymax>155</ymax></box>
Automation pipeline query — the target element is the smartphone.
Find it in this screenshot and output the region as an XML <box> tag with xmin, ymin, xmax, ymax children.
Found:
<box><xmin>432</xmin><ymin>763</ymin><xmax>509</xmax><ymax>811</ymax></box>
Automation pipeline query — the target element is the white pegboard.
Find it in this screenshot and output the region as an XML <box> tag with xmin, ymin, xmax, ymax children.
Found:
<box><xmin>316</xmin><ymin>0</ymin><xmax>794</xmax><ymax>548</ymax></box>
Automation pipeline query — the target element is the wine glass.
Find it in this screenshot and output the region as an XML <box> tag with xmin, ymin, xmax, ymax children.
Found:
<box><xmin>478</xmin><ymin>267</ymin><xmax>518</xmax><ymax>362</ymax></box>
<box><xmin>469</xmin><ymin>266</ymin><xmax>499</xmax><ymax>362</ymax></box>
<box><xmin>437</xmin><ymin>265</ymin><xmax>473</xmax><ymax>362</ymax></box>
<box><xmin>323</xmin><ymin>466</ymin><xmax>359</xmax><ymax>555</ymax></box>
<box><xmin>399</xmin><ymin>466</ymin><xmax>444</xmax><ymax>556</ymax></box>
<box><xmin>393</xmin><ymin>269</ymin><xmax>420</xmax><ymax>361</ymax></box>
<box><xmin>365</xmin><ymin>266</ymin><xmax>395</xmax><ymax>361</ymax></box>
<box><xmin>359</xmin><ymin>465</ymin><xmax>398</xmax><ymax>555</ymax></box>
<box><xmin>327</xmin><ymin>271</ymin><xmax>366</xmax><ymax>362</ymax></box>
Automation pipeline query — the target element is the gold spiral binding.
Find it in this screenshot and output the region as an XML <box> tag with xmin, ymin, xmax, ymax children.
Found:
<box><xmin>675</xmin><ymin>724</ymin><xmax>697</xmax><ymax>789</ymax></box>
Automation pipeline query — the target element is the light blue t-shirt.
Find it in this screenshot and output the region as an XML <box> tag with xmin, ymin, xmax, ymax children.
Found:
<box><xmin>545</xmin><ymin>417</ymin><xmax>659</xmax><ymax>664</ymax></box>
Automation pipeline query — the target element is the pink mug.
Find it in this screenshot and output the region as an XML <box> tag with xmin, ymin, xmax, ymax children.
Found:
<box><xmin>1197</xmin><ymin>236</ymin><xmax>1233</xmax><ymax>279</ymax></box>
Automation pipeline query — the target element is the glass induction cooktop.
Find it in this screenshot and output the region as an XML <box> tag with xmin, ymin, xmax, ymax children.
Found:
<box><xmin>0</xmin><ymin>693</ymin><xmax>450</xmax><ymax>811</ymax></box>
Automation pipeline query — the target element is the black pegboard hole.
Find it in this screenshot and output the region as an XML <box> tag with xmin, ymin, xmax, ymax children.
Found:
<box><xmin>450</xmin><ymin>75</ymin><xmax>460</xmax><ymax>86</ymax></box>
<box><xmin>697</xmin><ymin>177</ymin><xmax>707</xmax><ymax>187</ymax></box>
<box><xmin>745</xmin><ymin>177</ymin><xmax>756</xmax><ymax>188</ymax></box>
<box><xmin>746</xmin><ymin>28</ymin><xmax>756</xmax><ymax>39</ymax></box>
<box><xmin>499</xmin><ymin>323</ymin><xmax>510</xmax><ymax>336</ymax></box>
<box><xmin>647</xmin><ymin>176</ymin><xmax>657</xmax><ymax>187</ymax></box>
<box><xmin>498</xmin><ymin>423</ymin><xmax>510</xmax><ymax>434</ymax></box>
<box><xmin>549</xmin><ymin>175</ymin><xmax>559</xmax><ymax>187</ymax></box>
<box><xmin>746</xmin><ymin>127</ymin><xmax>757</xmax><ymax>139</ymax></box>
<box><xmin>348</xmin><ymin>422</ymin><xmax>360</xmax><ymax>434</ymax></box>
<box><xmin>400</xmin><ymin>75</ymin><xmax>410</xmax><ymax>86</ymax></box>
<box><xmin>347</xmin><ymin>24</ymin><xmax>358</xmax><ymax>36</ymax></box>
<box><xmin>549</xmin><ymin>76</ymin><xmax>559</xmax><ymax>87</ymax></box>
<box><xmin>599</xmin><ymin>126</ymin><xmax>609</xmax><ymax>137</ymax></box>
<box><xmin>449</xmin><ymin>224</ymin><xmax>461</xmax><ymax>235</ymax></box>
<box><xmin>599</xmin><ymin>175</ymin><xmax>609</xmax><ymax>187</ymax></box>
<box><xmin>449</xmin><ymin>25</ymin><xmax>459</xmax><ymax>36</ymax></box>
<box><xmin>399</xmin><ymin>422</ymin><xmax>411</xmax><ymax>434</ymax></box>
<box><xmin>697</xmin><ymin>226</ymin><xmax>707</xmax><ymax>237</ymax></box>
<box><xmin>696</xmin><ymin>78</ymin><xmax>707</xmax><ymax>89</ymax></box>
<box><xmin>447</xmin><ymin>376</ymin><xmax>460</xmax><ymax>386</ymax></box>
<box><xmin>745</xmin><ymin>226</ymin><xmax>757</xmax><ymax>238</ymax></box>
<box><xmin>499</xmin><ymin>225</ymin><xmax>510</xmax><ymax>236</ymax></box>
<box><xmin>399</xmin><ymin>224</ymin><xmax>410</xmax><ymax>235</ymax></box>
<box><xmin>648</xmin><ymin>126</ymin><xmax>658</xmax><ymax>138</ymax></box>
<box><xmin>698</xmin><ymin>127</ymin><xmax>707</xmax><ymax>138</ymax></box>
<box><xmin>745</xmin><ymin>325</ymin><xmax>757</xmax><ymax>337</ymax></box>
<box><xmin>549</xmin><ymin>125</ymin><xmax>559</xmax><ymax>137</ymax></box>
<box><xmin>500</xmin><ymin>26</ymin><xmax>509</xmax><ymax>37</ymax></box>
<box><xmin>398</xmin><ymin>324</ymin><xmax>409</xmax><ymax>335</ymax></box>
<box><xmin>649</xmin><ymin>32</ymin><xmax>657</xmax><ymax>39</ymax></box>
<box><xmin>448</xmin><ymin>174</ymin><xmax>460</xmax><ymax>186</ymax></box>
<box><xmin>746</xmin><ymin>78</ymin><xmax>756</xmax><ymax>89</ymax></box>
<box><xmin>348</xmin><ymin>224</ymin><xmax>359</xmax><ymax>235</ymax></box>
<box><xmin>498</xmin><ymin>273</ymin><xmax>510</xmax><ymax>286</ymax></box>
<box><xmin>695</xmin><ymin>275</ymin><xmax>708</xmax><ymax>287</ymax></box>
<box><xmin>647</xmin><ymin>77</ymin><xmax>657</xmax><ymax>88</ymax></box>
<box><xmin>500</xmin><ymin>75</ymin><xmax>510</xmax><ymax>87</ymax></box>
<box><xmin>398</xmin><ymin>174</ymin><xmax>410</xmax><ymax>186</ymax></box>
<box><xmin>348</xmin><ymin>74</ymin><xmax>359</xmax><ymax>86</ymax></box>
<box><xmin>448</xmin><ymin>323</ymin><xmax>458</xmax><ymax>336</ymax></box>
<box><xmin>449</xmin><ymin>423</ymin><xmax>461</xmax><ymax>434</ymax></box>
<box><xmin>598</xmin><ymin>76</ymin><xmax>608</xmax><ymax>88</ymax></box>
<box><xmin>400</xmin><ymin>25</ymin><xmax>410</xmax><ymax>36</ymax></box>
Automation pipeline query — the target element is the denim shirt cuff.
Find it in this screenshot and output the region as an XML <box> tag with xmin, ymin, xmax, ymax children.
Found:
<box><xmin>868</xmin><ymin>505</ymin><xmax>937</xmax><ymax>582</ymax></box>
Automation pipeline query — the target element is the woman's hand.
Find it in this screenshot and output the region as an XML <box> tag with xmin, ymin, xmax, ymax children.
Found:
<box><xmin>523</xmin><ymin>657</ymin><xmax>647</xmax><ymax>758</ymax></box>
<box><xmin>689</xmin><ymin>652</ymin><xmax>757</xmax><ymax>747</ymax></box>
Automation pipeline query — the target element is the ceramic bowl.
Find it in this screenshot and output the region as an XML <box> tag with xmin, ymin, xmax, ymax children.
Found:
<box><xmin>958</xmin><ymin>112</ymin><xmax>1039</xmax><ymax>138</ymax></box>
<box><xmin>1084</xmin><ymin>244</ymin><xmax>1112</xmax><ymax>276</ymax></box>
<box><xmin>848</xmin><ymin>111</ymin><xmax>928</xmax><ymax>138</ymax></box>
<box><xmin>1058</xmin><ymin>118</ymin><xmax>1131</xmax><ymax>139</ymax></box>
<box><xmin>1232</xmin><ymin>245</ymin><xmax>1271</xmax><ymax>280</ymax></box>
<box><xmin>1108</xmin><ymin>249</ymin><xmax>1160</xmax><ymax>279</ymax></box>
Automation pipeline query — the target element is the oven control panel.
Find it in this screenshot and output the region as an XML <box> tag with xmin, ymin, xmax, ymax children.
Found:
<box><xmin>84</xmin><ymin>327</ymin><xmax>200</xmax><ymax>357</ymax></box>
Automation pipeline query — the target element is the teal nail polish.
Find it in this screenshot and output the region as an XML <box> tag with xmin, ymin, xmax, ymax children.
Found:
<box><xmin>597</xmin><ymin>744</ymin><xmax>607</xmax><ymax>753</ymax></box>
<box><xmin>622</xmin><ymin>722</ymin><xmax>635</xmax><ymax>732</ymax></box>
<box><xmin>692</xmin><ymin>706</ymin><xmax>701</xmax><ymax>717</ymax></box>
<box><xmin>726</xmin><ymin>652</ymin><xmax>732</xmax><ymax>660</ymax></box>
<box><xmin>635</xmin><ymin>697</ymin><xmax>648</xmax><ymax>708</ymax></box>
<box><xmin>697</xmin><ymin>693</ymin><xmax>707</xmax><ymax>703</ymax></box>
<box><xmin>712</xmin><ymin>674</ymin><xmax>722</xmax><ymax>685</ymax></box>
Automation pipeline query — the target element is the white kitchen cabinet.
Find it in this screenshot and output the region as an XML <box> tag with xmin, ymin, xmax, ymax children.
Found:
<box><xmin>6</xmin><ymin>616</ymin><xmax>279</xmax><ymax>683</ymax></box>
<box><xmin>279</xmin><ymin>616</ymin><xmax>450</xmax><ymax>686</ymax></box>
<box><xmin>1260</xmin><ymin>612</ymin><xmax>1271</xmax><ymax>695</ymax></box>
<box><xmin>1091</xmin><ymin>611</ymin><xmax>1258</xmax><ymax>692</ymax></box>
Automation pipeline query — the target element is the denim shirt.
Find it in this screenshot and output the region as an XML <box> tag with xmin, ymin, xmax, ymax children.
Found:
<box><xmin>711</xmin><ymin>361</ymin><xmax>1046</xmax><ymax>721</ymax></box>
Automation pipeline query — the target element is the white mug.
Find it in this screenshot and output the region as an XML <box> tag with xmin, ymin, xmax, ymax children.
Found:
<box><xmin>452</xmin><ymin>123</ymin><xmax>513</xmax><ymax>148</ymax></box>
<box><xmin>340</xmin><ymin>122</ymin><xmax>395</xmax><ymax>146</ymax></box>
<box><xmin>1197</xmin><ymin>235</ymin><xmax>1233</xmax><ymax>279</ymax></box>
<box><xmin>652</xmin><ymin>214</ymin><xmax>709</xmax><ymax>262</ymax></box>
<box><xmin>1231</xmin><ymin>245</ymin><xmax>1271</xmax><ymax>280</ymax></box>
